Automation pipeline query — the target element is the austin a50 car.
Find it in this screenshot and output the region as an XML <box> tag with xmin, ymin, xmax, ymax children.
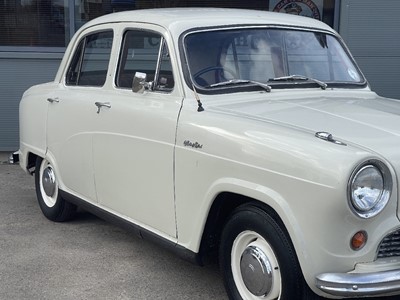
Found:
<box><xmin>18</xmin><ymin>8</ymin><xmax>400</xmax><ymax>299</ymax></box>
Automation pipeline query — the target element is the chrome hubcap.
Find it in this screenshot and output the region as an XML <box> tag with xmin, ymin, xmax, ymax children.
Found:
<box><xmin>240</xmin><ymin>245</ymin><xmax>273</xmax><ymax>296</ymax></box>
<box><xmin>42</xmin><ymin>166</ymin><xmax>56</xmax><ymax>197</ymax></box>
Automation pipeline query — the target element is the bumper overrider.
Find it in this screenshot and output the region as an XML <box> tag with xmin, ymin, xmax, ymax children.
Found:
<box><xmin>9</xmin><ymin>151</ymin><xmax>19</xmax><ymax>164</ymax></box>
<box><xmin>316</xmin><ymin>269</ymin><xmax>400</xmax><ymax>297</ymax></box>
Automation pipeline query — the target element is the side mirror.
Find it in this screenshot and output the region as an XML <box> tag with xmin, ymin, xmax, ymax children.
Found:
<box><xmin>132</xmin><ymin>72</ymin><xmax>152</xmax><ymax>93</ymax></box>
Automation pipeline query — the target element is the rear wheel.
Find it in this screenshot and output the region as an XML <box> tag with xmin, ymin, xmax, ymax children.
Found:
<box><xmin>219</xmin><ymin>204</ymin><xmax>318</xmax><ymax>300</ymax></box>
<box><xmin>35</xmin><ymin>157</ymin><xmax>77</xmax><ymax>222</ymax></box>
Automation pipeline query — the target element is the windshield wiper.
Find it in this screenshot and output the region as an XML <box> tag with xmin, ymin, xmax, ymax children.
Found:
<box><xmin>209</xmin><ymin>79</ymin><xmax>272</xmax><ymax>92</ymax></box>
<box><xmin>268</xmin><ymin>75</ymin><xmax>327</xmax><ymax>90</ymax></box>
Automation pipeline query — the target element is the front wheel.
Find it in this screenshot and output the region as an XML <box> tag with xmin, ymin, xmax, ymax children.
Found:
<box><xmin>35</xmin><ymin>157</ymin><xmax>77</xmax><ymax>222</ymax></box>
<box><xmin>219</xmin><ymin>204</ymin><xmax>319</xmax><ymax>300</ymax></box>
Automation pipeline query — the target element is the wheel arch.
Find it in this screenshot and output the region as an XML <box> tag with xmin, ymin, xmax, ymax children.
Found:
<box><xmin>20</xmin><ymin>150</ymin><xmax>42</xmax><ymax>174</ymax></box>
<box><xmin>197</xmin><ymin>187</ymin><xmax>315</xmax><ymax>294</ymax></box>
<box><xmin>197</xmin><ymin>181</ymin><xmax>303</xmax><ymax>267</ymax></box>
<box><xmin>22</xmin><ymin>150</ymin><xmax>62</xmax><ymax>186</ymax></box>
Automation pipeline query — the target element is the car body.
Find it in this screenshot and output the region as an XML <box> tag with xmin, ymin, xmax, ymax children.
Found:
<box><xmin>18</xmin><ymin>8</ymin><xmax>400</xmax><ymax>299</ymax></box>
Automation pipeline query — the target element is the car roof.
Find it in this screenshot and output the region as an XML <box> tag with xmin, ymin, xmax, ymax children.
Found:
<box><xmin>80</xmin><ymin>7</ymin><xmax>335</xmax><ymax>35</ymax></box>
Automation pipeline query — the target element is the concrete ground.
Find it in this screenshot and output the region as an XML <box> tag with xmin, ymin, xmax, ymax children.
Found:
<box><xmin>0</xmin><ymin>153</ymin><xmax>226</xmax><ymax>300</ymax></box>
<box><xmin>0</xmin><ymin>152</ymin><xmax>399</xmax><ymax>300</ymax></box>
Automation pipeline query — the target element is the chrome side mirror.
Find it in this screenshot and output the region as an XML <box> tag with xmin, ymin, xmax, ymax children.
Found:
<box><xmin>132</xmin><ymin>72</ymin><xmax>152</xmax><ymax>93</ymax></box>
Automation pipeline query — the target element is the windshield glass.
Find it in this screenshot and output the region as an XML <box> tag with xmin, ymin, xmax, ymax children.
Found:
<box><xmin>184</xmin><ymin>28</ymin><xmax>365</xmax><ymax>90</ymax></box>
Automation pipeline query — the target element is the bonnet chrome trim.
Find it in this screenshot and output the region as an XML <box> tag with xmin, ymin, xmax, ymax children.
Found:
<box><xmin>315</xmin><ymin>131</ymin><xmax>347</xmax><ymax>146</ymax></box>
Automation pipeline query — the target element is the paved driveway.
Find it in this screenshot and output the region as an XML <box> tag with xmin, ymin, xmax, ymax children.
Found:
<box><xmin>0</xmin><ymin>153</ymin><xmax>398</xmax><ymax>300</ymax></box>
<box><xmin>0</xmin><ymin>158</ymin><xmax>226</xmax><ymax>300</ymax></box>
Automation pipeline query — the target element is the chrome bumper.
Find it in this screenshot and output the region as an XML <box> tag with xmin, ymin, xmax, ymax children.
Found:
<box><xmin>316</xmin><ymin>269</ymin><xmax>400</xmax><ymax>297</ymax></box>
<box><xmin>8</xmin><ymin>151</ymin><xmax>19</xmax><ymax>164</ymax></box>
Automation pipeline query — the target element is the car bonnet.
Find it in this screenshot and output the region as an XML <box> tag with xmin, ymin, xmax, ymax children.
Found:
<box><xmin>209</xmin><ymin>89</ymin><xmax>400</xmax><ymax>166</ymax></box>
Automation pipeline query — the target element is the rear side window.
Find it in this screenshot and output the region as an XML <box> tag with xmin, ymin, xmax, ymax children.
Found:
<box><xmin>116</xmin><ymin>30</ymin><xmax>174</xmax><ymax>92</ymax></box>
<box><xmin>66</xmin><ymin>31</ymin><xmax>113</xmax><ymax>87</ymax></box>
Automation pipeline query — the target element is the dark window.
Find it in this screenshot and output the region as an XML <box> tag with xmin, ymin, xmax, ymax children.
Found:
<box><xmin>66</xmin><ymin>31</ymin><xmax>113</xmax><ymax>87</ymax></box>
<box><xmin>0</xmin><ymin>1</ymin><xmax>337</xmax><ymax>49</ymax></box>
<box><xmin>0</xmin><ymin>0</ymin><xmax>68</xmax><ymax>47</ymax></box>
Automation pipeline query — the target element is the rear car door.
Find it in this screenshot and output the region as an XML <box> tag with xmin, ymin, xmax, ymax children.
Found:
<box><xmin>46</xmin><ymin>28</ymin><xmax>114</xmax><ymax>203</ymax></box>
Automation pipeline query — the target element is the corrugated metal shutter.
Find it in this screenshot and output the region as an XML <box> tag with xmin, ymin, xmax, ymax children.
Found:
<box><xmin>339</xmin><ymin>0</ymin><xmax>400</xmax><ymax>99</ymax></box>
<box><xmin>0</xmin><ymin>55</ymin><xmax>61</xmax><ymax>151</ymax></box>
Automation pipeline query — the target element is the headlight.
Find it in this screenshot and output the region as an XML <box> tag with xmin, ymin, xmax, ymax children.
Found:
<box><xmin>348</xmin><ymin>160</ymin><xmax>392</xmax><ymax>219</ymax></box>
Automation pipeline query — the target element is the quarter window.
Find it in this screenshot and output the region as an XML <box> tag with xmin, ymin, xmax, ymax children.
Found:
<box><xmin>66</xmin><ymin>31</ymin><xmax>113</xmax><ymax>87</ymax></box>
<box><xmin>116</xmin><ymin>30</ymin><xmax>174</xmax><ymax>92</ymax></box>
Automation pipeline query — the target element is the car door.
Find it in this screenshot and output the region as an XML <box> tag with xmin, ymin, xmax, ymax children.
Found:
<box><xmin>46</xmin><ymin>29</ymin><xmax>114</xmax><ymax>203</ymax></box>
<box><xmin>92</xmin><ymin>26</ymin><xmax>181</xmax><ymax>238</ymax></box>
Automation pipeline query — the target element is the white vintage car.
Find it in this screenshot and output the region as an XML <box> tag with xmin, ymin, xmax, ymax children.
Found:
<box><xmin>18</xmin><ymin>8</ymin><xmax>400</xmax><ymax>300</ymax></box>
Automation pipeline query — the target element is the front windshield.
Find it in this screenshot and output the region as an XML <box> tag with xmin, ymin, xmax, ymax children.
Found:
<box><xmin>184</xmin><ymin>28</ymin><xmax>365</xmax><ymax>90</ymax></box>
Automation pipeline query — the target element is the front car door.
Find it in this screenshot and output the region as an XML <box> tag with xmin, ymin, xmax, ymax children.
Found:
<box><xmin>92</xmin><ymin>25</ymin><xmax>182</xmax><ymax>238</ymax></box>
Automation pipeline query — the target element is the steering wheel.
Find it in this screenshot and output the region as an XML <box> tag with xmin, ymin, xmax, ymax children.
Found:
<box><xmin>193</xmin><ymin>66</ymin><xmax>237</xmax><ymax>86</ymax></box>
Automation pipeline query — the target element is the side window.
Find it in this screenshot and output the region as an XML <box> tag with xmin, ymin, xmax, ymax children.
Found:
<box><xmin>66</xmin><ymin>31</ymin><xmax>113</xmax><ymax>87</ymax></box>
<box><xmin>116</xmin><ymin>30</ymin><xmax>174</xmax><ymax>92</ymax></box>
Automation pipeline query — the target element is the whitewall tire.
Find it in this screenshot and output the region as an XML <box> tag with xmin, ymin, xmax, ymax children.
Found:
<box><xmin>35</xmin><ymin>157</ymin><xmax>77</xmax><ymax>222</ymax></box>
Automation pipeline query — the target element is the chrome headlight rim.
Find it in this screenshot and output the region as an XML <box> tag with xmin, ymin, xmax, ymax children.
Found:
<box><xmin>347</xmin><ymin>159</ymin><xmax>392</xmax><ymax>219</ymax></box>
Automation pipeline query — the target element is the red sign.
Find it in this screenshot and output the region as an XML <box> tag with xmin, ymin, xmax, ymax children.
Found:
<box><xmin>270</xmin><ymin>0</ymin><xmax>323</xmax><ymax>20</ymax></box>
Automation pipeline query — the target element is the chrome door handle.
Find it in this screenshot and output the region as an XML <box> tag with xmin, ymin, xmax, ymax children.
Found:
<box><xmin>47</xmin><ymin>97</ymin><xmax>59</xmax><ymax>103</ymax></box>
<box><xmin>95</xmin><ymin>102</ymin><xmax>111</xmax><ymax>114</ymax></box>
